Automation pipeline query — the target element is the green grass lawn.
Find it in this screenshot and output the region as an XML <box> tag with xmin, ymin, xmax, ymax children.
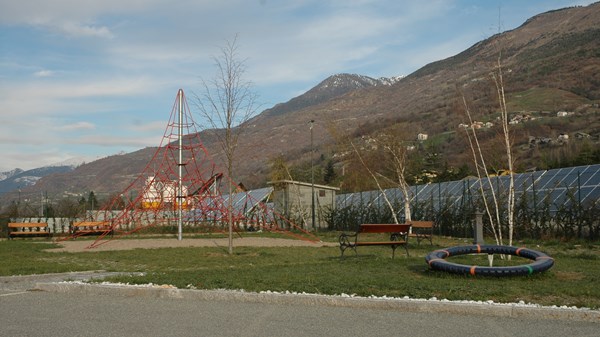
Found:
<box><xmin>1</xmin><ymin>235</ymin><xmax>599</xmax><ymax>309</ymax></box>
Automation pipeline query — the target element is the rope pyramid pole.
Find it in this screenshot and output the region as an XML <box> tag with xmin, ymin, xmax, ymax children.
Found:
<box><xmin>177</xmin><ymin>89</ymin><xmax>184</xmax><ymax>241</ymax></box>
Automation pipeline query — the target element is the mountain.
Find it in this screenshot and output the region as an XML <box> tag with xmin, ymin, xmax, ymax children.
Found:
<box><xmin>260</xmin><ymin>73</ymin><xmax>403</xmax><ymax>118</ymax></box>
<box><xmin>2</xmin><ymin>3</ymin><xmax>600</xmax><ymax>207</ymax></box>
<box><xmin>0</xmin><ymin>165</ymin><xmax>76</xmax><ymax>195</ymax></box>
<box><xmin>0</xmin><ymin>168</ymin><xmax>23</xmax><ymax>182</ymax></box>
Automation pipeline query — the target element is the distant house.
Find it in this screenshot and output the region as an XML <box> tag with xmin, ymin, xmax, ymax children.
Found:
<box><xmin>575</xmin><ymin>132</ymin><xmax>591</xmax><ymax>139</ymax></box>
<box><xmin>558</xmin><ymin>133</ymin><xmax>569</xmax><ymax>141</ymax></box>
<box><xmin>484</xmin><ymin>122</ymin><xmax>494</xmax><ymax>128</ymax></box>
<box><xmin>556</xmin><ymin>111</ymin><xmax>572</xmax><ymax>117</ymax></box>
<box><xmin>458</xmin><ymin>123</ymin><xmax>469</xmax><ymax>129</ymax></box>
<box><xmin>471</xmin><ymin>121</ymin><xmax>484</xmax><ymax>129</ymax></box>
<box><xmin>268</xmin><ymin>180</ymin><xmax>339</xmax><ymax>229</ymax></box>
<box><xmin>417</xmin><ymin>133</ymin><xmax>428</xmax><ymax>141</ymax></box>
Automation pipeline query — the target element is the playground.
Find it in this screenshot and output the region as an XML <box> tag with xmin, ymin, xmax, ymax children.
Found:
<box><xmin>3</xmin><ymin>89</ymin><xmax>599</xmax><ymax>318</ymax></box>
<box><xmin>47</xmin><ymin>236</ymin><xmax>337</xmax><ymax>253</ymax></box>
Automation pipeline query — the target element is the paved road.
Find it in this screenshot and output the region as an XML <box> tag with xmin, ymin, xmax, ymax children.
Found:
<box><xmin>1</xmin><ymin>290</ymin><xmax>598</xmax><ymax>337</ymax></box>
<box><xmin>1</xmin><ymin>273</ymin><xmax>598</xmax><ymax>337</ymax></box>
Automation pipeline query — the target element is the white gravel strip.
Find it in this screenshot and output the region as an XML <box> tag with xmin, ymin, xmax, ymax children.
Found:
<box><xmin>36</xmin><ymin>281</ymin><xmax>600</xmax><ymax>323</ymax></box>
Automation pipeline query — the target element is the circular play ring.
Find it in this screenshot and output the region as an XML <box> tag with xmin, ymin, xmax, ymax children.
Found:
<box><xmin>425</xmin><ymin>244</ymin><xmax>554</xmax><ymax>276</ymax></box>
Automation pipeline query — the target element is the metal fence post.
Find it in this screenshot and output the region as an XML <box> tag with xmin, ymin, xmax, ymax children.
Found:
<box><xmin>473</xmin><ymin>210</ymin><xmax>484</xmax><ymax>244</ymax></box>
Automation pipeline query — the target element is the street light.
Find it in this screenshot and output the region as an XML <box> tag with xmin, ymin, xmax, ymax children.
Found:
<box><xmin>309</xmin><ymin>119</ymin><xmax>316</xmax><ymax>231</ymax></box>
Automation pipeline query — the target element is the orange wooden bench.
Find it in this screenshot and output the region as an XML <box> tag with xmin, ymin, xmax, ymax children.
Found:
<box><xmin>408</xmin><ymin>220</ymin><xmax>434</xmax><ymax>245</ymax></box>
<box><xmin>339</xmin><ymin>223</ymin><xmax>411</xmax><ymax>258</ymax></box>
<box><xmin>71</xmin><ymin>221</ymin><xmax>112</xmax><ymax>236</ymax></box>
<box><xmin>8</xmin><ymin>222</ymin><xmax>51</xmax><ymax>239</ymax></box>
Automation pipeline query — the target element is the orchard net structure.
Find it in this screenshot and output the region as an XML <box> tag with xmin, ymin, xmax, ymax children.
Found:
<box><xmin>334</xmin><ymin>164</ymin><xmax>600</xmax><ymax>240</ymax></box>
<box><xmin>70</xmin><ymin>89</ymin><xmax>314</xmax><ymax>248</ymax></box>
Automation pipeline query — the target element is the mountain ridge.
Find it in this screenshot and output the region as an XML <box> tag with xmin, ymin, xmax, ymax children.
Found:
<box><xmin>258</xmin><ymin>73</ymin><xmax>403</xmax><ymax>119</ymax></box>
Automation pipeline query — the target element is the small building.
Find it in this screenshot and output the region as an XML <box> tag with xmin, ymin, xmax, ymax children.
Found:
<box><xmin>575</xmin><ymin>132</ymin><xmax>591</xmax><ymax>139</ymax></box>
<box><xmin>268</xmin><ymin>180</ymin><xmax>339</xmax><ymax>230</ymax></box>
<box><xmin>417</xmin><ymin>133</ymin><xmax>428</xmax><ymax>141</ymax></box>
<box><xmin>472</xmin><ymin>121</ymin><xmax>484</xmax><ymax>129</ymax></box>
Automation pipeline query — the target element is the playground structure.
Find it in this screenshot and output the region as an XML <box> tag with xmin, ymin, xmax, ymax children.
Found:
<box><xmin>425</xmin><ymin>244</ymin><xmax>554</xmax><ymax>276</ymax></box>
<box><xmin>67</xmin><ymin>89</ymin><xmax>315</xmax><ymax>248</ymax></box>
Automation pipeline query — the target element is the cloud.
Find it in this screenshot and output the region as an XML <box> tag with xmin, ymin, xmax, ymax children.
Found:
<box><xmin>129</xmin><ymin>120</ymin><xmax>170</xmax><ymax>133</ymax></box>
<box><xmin>59</xmin><ymin>22</ymin><xmax>114</xmax><ymax>39</ymax></box>
<box><xmin>58</xmin><ymin>121</ymin><xmax>96</xmax><ymax>131</ymax></box>
<box><xmin>33</xmin><ymin>70</ymin><xmax>55</xmax><ymax>77</ymax></box>
<box><xmin>75</xmin><ymin>134</ymin><xmax>160</xmax><ymax>148</ymax></box>
<box><xmin>0</xmin><ymin>76</ymin><xmax>159</xmax><ymax>112</ymax></box>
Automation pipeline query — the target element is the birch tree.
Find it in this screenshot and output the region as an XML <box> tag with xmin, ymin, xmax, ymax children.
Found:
<box><xmin>459</xmin><ymin>56</ymin><xmax>515</xmax><ymax>249</ymax></box>
<box><xmin>377</xmin><ymin>134</ymin><xmax>413</xmax><ymax>223</ymax></box>
<box><xmin>349</xmin><ymin>132</ymin><xmax>413</xmax><ymax>224</ymax></box>
<box><xmin>492</xmin><ymin>55</ymin><xmax>516</xmax><ymax>248</ymax></box>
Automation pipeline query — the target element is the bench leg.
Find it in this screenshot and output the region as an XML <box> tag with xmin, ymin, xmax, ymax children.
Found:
<box><xmin>391</xmin><ymin>244</ymin><xmax>409</xmax><ymax>258</ymax></box>
<box><xmin>340</xmin><ymin>244</ymin><xmax>357</xmax><ymax>258</ymax></box>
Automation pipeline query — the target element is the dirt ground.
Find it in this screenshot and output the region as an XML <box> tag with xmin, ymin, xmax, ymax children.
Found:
<box><xmin>46</xmin><ymin>237</ymin><xmax>337</xmax><ymax>253</ymax></box>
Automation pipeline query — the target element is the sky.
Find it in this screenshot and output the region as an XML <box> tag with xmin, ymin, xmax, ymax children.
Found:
<box><xmin>0</xmin><ymin>0</ymin><xmax>596</xmax><ymax>172</ymax></box>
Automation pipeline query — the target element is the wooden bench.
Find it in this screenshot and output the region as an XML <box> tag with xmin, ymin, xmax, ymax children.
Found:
<box><xmin>339</xmin><ymin>224</ymin><xmax>411</xmax><ymax>258</ymax></box>
<box><xmin>8</xmin><ymin>222</ymin><xmax>51</xmax><ymax>239</ymax></box>
<box><xmin>71</xmin><ymin>221</ymin><xmax>112</xmax><ymax>236</ymax></box>
<box><xmin>408</xmin><ymin>220</ymin><xmax>434</xmax><ymax>245</ymax></box>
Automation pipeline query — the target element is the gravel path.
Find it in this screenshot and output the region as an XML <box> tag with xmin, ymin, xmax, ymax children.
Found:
<box><xmin>46</xmin><ymin>237</ymin><xmax>337</xmax><ymax>253</ymax></box>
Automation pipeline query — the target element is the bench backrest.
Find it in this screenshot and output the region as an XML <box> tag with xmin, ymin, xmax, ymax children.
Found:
<box><xmin>410</xmin><ymin>221</ymin><xmax>434</xmax><ymax>229</ymax></box>
<box><xmin>74</xmin><ymin>221</ymin><xmax>109</xmax><ymax>227</ymax></box>
<box><xmin>359</xmin><ymin>224</ymin><xmax>411</xmax><ymax>234</ymax></box>
<box><xmin>8</xmin><ymin>222</ymin><xmax>48</xmax><ymax>228</ymax></box>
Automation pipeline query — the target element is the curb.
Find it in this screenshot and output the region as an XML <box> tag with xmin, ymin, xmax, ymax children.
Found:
<box><xmin>35</xmin><ymin>282</ymin><xmax>600</xmax><ymax>323</ymax></box>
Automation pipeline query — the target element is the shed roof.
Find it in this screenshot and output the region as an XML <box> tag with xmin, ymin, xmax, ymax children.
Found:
<box><xmin>267</xmin><ymin>180</ymin><xmax>340</xmax><ymax>191</ymax></box>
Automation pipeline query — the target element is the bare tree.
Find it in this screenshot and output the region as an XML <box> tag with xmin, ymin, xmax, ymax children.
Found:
<box><xmin>461</xmin><ymin>95</ymin><xmax>503</xmax><ymax>245</ymax></box>
<box><xmin>492</xmin><ymin>55</ymin><xmax>516</xmax><ymax>248</ymax></box>
<box><xmin>349</xmin><ymin>139</ymin><xmax>399</xmax><ymax>224</ymax></box>
<box><xmin>194</xmin><ymin>35</ymin><xmax>259</xmax><ymax>254</ymax></box>
<box><xmin>55</xmin><ymin>197</ymin><xmax>84</xmax><ymax>218</ymax></box>
<box><xmin>348</xmin><ymin>132</ymin><xmax>415</xmax><ymax>225</ymax></box>
<box><xmin>377</xmin><ymin>134</ymin><xmax>413</xmax><ymax>223</ymax></box>
<box><xmin>459</xmin><ymin>56</ymin><xmax>516</xmax><ymax>251</ymax></box>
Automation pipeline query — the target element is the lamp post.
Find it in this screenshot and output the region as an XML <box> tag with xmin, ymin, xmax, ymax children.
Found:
<box><xmin>309</xmin><ymin>119</ymin><xmax>316</xmax><ymax>231</ymax></box>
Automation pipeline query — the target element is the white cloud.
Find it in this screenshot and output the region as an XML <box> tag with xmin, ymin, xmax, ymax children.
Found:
<box><xmin>75</xmin><ymin>134</ymin><xmax>160</xmax><ymax>148</ymax></box>
<box><xmin>59</xmin><ymin>22</ymin><xmax>114</xmax><ymax>39</ymax></box>
<box><xmin>128</xmin><ymin>120</ymin><xmax>170</xmax><ymax>133</ymax></box>
<box><xmin>0</xmin><ymin>76</ymin><xmax>159</xmax><ymax>113</ymax></box>
<box><xmin>58</xmin><ymin>121</ymin><xmax>96</xmax><ymax>131</ymax></box>
<box><xmin>33</xmin><ymin>70</ymin><xmax>55</xmax><ymax>77</ymax></box>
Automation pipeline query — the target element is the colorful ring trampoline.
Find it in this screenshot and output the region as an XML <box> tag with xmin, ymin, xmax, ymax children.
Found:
<box><xmin>425</xmin><ymin>244</ymin><xmax>554</xmax><ymax>276</ymax></box>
